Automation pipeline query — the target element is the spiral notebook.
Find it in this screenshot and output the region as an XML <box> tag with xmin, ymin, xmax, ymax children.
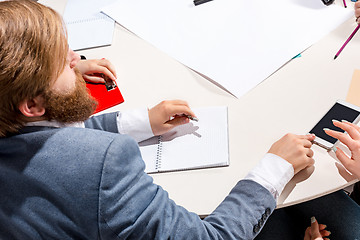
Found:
<box><xmin>139</xmin><ymin>106</ymin><xmax>229</xmax><ymax>173</ymax></box>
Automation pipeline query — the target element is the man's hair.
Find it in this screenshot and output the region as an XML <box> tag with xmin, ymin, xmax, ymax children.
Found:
<box><xmin>0</xmin><ymin>0</ymin><xmax>68</xmax><ymax>137</ymax></box>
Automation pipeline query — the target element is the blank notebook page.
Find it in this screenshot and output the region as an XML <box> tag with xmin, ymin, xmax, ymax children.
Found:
<box><xmin>139</xmin><ymin>106</ymin><xmax>229</xmax><ymax>173</ymax></box>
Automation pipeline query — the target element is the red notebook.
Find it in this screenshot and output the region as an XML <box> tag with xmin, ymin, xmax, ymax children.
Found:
<box><xmin>86</xmin><ymin>83</ymin><xmax>124</xmax><ymax>114</ymax></box>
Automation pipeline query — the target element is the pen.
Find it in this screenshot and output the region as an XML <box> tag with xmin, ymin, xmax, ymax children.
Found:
<box><xmin>343</xmin><ymin>0</ymin><xmax>347</xmax><ymax>8</ymax></box>
<box><xmin>193</xmin><ymin>0</ymin><xmax>213</xmax><ymax>6</ymax></box>
<box><xmin>334</xmin><ymin>24</ymin><xmax>360</xmax><ymax>59</ymax></box>
<box><xmin>181</xmin><ymin>114</ymin><xmax>199</xmax><ymax>122</ymax></box>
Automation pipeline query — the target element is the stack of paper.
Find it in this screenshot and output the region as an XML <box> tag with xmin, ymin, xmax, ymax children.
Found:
<box><xmin>63</xmin><ymin>0</ymin><xmax>117</xmax><ymax>50</ymax></box>
<box><xmin>102</xmin><ymin>0</ymin><xmax>353</xmax><ymax>97</ymax></box>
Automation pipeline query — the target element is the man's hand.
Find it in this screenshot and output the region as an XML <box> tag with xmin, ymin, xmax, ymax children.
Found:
<box><xmin>75</xmin><ymin>58</ymin><xmax>117</xmax><ymax>83</ymax></box>
<box><xmin>148</xmin><ymin>100</ymin><xmax>197</xmax><ymax>136</ymax></box>
<box><xmin>268</xmin><ymin>133</ymin><xmax>315</xmax><ymax>174</ymax></box>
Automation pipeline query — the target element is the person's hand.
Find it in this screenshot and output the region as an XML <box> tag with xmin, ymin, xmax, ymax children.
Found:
<box><xmin>355</xmin><ymin>1</ymin><xmax>360</xmax><ymax>24</ymax></box>
<box><xmin>324</xmin><ymin>120</ymin><xmax>360</xmax><ymax>179</ymax></box>
<box><xmin>148</xmin><ymin>100</ymin><xmax>197</xmax><ymax>136</ymax></box>
<box><xmin>304</xmin><ymin>217</ymin><xmax>330</xmax><ymax>240</ymax></box>
<box><xmin>268</xmin><ymin>133</ymin><xmax>315</xmax><ymax>174</ymax></box>
<box><xmin>75</xmin><ymin>58</ymin><xmax>117</xmax><ymax>83</ymax></box>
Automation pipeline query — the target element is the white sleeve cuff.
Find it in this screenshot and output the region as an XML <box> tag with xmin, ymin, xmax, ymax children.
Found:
<box><xmin>244</xmin><ymin>153</ymin><xmax>294</xmax><ymax>200</ymax></box>
<box><xmin>116</xmin><ymin>108</ymin><xmax>154</xmax><ymax>143</ymax></box>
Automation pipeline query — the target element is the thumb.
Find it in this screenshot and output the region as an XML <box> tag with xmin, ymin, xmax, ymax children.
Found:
<box><xmin>165</xmin><ymin>116</ymin><xmax>189</xmax><ymax>129</ymax></box>
<box><xmin>310</xmin><ymin>217</ymin><xmax>322</xmax><ymax>239</ymax></box>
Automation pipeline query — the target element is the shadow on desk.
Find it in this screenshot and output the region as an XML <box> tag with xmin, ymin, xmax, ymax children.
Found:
<box><xmin>278</xmin><ymin>166</ymin><xmax>315</xmax><ymax>205</ymax></box>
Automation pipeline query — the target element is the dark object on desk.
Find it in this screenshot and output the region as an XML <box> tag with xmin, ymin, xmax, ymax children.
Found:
<box><xmin>321</xmin><ymin>0</ymin><xmax>335</xmax><ymax>5</ymax></box>
<box><xmin>194</xmin><ymin>0</ymin><xmax>213</xmax><ymax>6</ymax></box>
<box><xmin>86</xmin><ymin>81</ymin><xmax>124</xmax><ymax>114</ymax></box>
<box><xmin>101</xmin><ymin>73</ymin><xmax>117</xmax><ymax>91</ymax></box>
<box><xmin>350</xmin><ymin>182</ymin><xmax>360</xmax><ymax>206</ymax></box>
<box><xmin>334</xmin><ymin>25</ymin><xmax>360</xmax><ymax>60</ymax></box>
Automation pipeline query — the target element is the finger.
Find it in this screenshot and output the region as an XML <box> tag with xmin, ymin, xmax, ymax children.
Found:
<box><xmin>310</xmin><ymin>217</ymin><xmax>322</xmax><ymax>238</ymax></box>
<box><xmin>306</xmin><ymin>148</ymin><xmax>314</xmax><ymax>158</ymax></box>
<box><xmin>334</xmin><ymin>147</ymin><xmax>356</xmax><ymax>173</ymax></box>
<box><xmin>82</xmin><ymin>61</ymin><xmax>117</xmax><ymax>82</ymax></box>
<box><xmin>304</xmin><ymin>227</ymin><xmax>311</xmax><ymax>240</ymax></box>
<box><xmin>319</xmin><ymin>224</ymin><xmax>327</xmax><ymax>231</ymax></box>
<box><xmin>335</xmin><ymin>162</ymin><xmax>357</xmax><ymax>182</ymax></box>
<box><xmin>95</xmin><ymin>66</ymin><xmax>117</xmax><ymax>82</ymax></box>
<box><xmin>99</xmin><ymin>59</ymin><xmax>117</xmax><ymax>79</ymax></box>
<box><xmin>299</xmin><ymin>134</ymin><xmax>316</xmax><ymax>142</ymax></box>
<box><xmin>324</xmin><ymin>128</ymin><xmax>357</xmax><ymax>151</ymax></box>
<box><xmin>306</xmin><ymin>157</ymin><xmax>315</xmax><ymax>168</ymax></box>
<box><xmin>356</xmin><ymin>3</ymin><xmax>360</xmax><ymax>17</ymax></box>
<box><xmin>165</xmin><ymin>104</ymin><xmax>197</xmax><ymax>120</ymax></box>
<box><xmin>320</xmin><ymin>229</ymin><xmax>331</xmax><ymax>237</ymax></box>
<box><xmin>342</xmin><ymin>120</ymin><xmax>360</xmax><ymax>134</ymax></box>
<box><xmin>157</xmin><ymin>100</ymin><xmax>198</xmax><ymax>121</ymax></box>
<box><xmin>332</xmin><ymin>120</ymin><xmax>360</xmax><ymax>140</ymax></box>
<box><xmin>164</xmin><ymin>99</ymin><xmax>191</xmax><ymax>107</ymax></box>
<box><xmin>83</xmin><ymin>75</ymin><xmax>105</xmax><ymax>83</ymax></box>
<box><xmin>356</xmin><ymin>9</ymin><xmax>360</xmax><ymax>19</ymax></box>
<box><xmin>302</xmin><ymin>138</ymin><xmax>313</xmax><ymax>148</ymax></box>
<box><xmin>164</xmin><ymin>116</ymin><xmax>190</xmax><ymax>129</ymax></box>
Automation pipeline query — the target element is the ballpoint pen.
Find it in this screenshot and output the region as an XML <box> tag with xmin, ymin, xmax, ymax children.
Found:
<box><xmin>182</xmin><ymin>114</ymin><xmax>199</xmax><ymax>122</ymax></box>
<box><xmin>334</xmin><ymin>24</ymin><xmax>360</xmax><ymax>59</ymax></box>
<box><xmin>193</xmin><ymin>0</ymin><xmax>213</xmax><ymax>6</ymax></box>
<box><xmin>168</xmin><ymin>114</ymin><xmax>199</xmax><ymax>123</ymax></box>
<box><xmin>343</xmin><ymin>0</ymin><xmax>347</xmax><ymax>8</ymax></box>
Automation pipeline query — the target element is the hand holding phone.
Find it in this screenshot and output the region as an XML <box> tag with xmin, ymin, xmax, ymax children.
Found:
<box><xmin>324</xmin><ymin>121</ymin><xmax>360</xmax><ymax>179</ymax></box>
<box><xmin>309</xmin><ymin>100</ymin><xmax>360</xmax><ymax>150</ymax></box>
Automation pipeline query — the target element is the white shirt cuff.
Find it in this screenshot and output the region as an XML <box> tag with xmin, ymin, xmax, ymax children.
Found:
<box><xmin>116</xmin><ymin>108</ymin><xmax>154</xmax><ymax>143</ymax></box>
<box><xmin>244</xmin><ymin>153</ymin><xmax>294</xmax><ymax>200</ymax></box>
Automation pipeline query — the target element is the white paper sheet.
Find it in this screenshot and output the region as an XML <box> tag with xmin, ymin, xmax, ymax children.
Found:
<box><xmin>63</xmin><ymin>0</ymin><xmax>117</xmax><ymax>50</ymax></box>
<box><xmin>102</xmin><ymin>0</ymin><xmax>353</xmax><ymax>97</ymax></box>
<box><xmin>139</xmin><ymin>106</ymin><xmax>229</xmax><ymax>173</ymax></box>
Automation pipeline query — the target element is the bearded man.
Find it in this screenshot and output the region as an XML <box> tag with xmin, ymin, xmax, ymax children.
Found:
<box><xmin>0</xmin><ymin>1</ymin><xmax>324</xmax><ymax>239</ymax></box>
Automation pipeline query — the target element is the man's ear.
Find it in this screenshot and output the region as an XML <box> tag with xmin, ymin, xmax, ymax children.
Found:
<box><xmin>18</xmin><ymin>96</ymin><xmax>46</xmax><ymax>118</ymax></box>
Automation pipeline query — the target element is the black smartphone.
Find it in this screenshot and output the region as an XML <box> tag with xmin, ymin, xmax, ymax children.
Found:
<box><xmin>309</xmin><ymin>100</ymin><xmax>360</xmax><ymax>150</ymax></box>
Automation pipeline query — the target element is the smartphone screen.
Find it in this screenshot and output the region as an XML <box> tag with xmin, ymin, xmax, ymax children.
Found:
<box><xmin>310</xmin><ymin>102</ymin><xmax>360</xmax><ymax>144</ymax></box>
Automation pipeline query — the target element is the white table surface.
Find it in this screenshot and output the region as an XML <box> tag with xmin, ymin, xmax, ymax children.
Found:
<box><xmin>43</xmin><ymin>0</ymin><xmax>360</xmax><ymax>215</ymax></box>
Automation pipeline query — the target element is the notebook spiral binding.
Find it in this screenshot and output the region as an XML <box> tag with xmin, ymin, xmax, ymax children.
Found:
<box><xmin>155</xmin><ymin>135</ymin><xmax>163</xmax><ymax>171</ymax></box>
<box><xmin>65</xmin><ymin>16</ymin><xmax>110</xmax><ymax>25</ymax></box>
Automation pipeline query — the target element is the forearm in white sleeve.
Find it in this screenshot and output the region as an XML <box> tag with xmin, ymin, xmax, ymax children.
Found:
<box><xmin>116</xmin><ymin>108</ymin><xmax>154</xmax><ymax>143</ymax></box>
<box><xmin>244</xmin><ymin>153</ymin><xmax>294</xmax><ymax>200</ymax></box>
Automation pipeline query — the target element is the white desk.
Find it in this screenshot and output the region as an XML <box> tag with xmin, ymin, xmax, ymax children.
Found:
<box><xmin>44</xmin><ymin>0</ymin><xmax>360</xmax><ymax>215</ymax></box>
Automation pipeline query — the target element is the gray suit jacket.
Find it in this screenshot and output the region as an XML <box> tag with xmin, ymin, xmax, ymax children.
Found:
<box><xmin>0</xmin><ymin>113</ymin><xmax>275</xmax><ymax>239</ymax></box>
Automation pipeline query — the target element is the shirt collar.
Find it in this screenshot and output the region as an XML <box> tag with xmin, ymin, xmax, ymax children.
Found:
<box><xmin>25</xmin><ymin>120</ymin><xmax>85</xmax><ymax>129</ymax></box>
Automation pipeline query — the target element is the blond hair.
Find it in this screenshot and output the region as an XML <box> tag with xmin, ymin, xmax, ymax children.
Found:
<box><xmin>0</xmin><ymin>0</ymin><xmax>68</xmax><ymax>136</ymax></box>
